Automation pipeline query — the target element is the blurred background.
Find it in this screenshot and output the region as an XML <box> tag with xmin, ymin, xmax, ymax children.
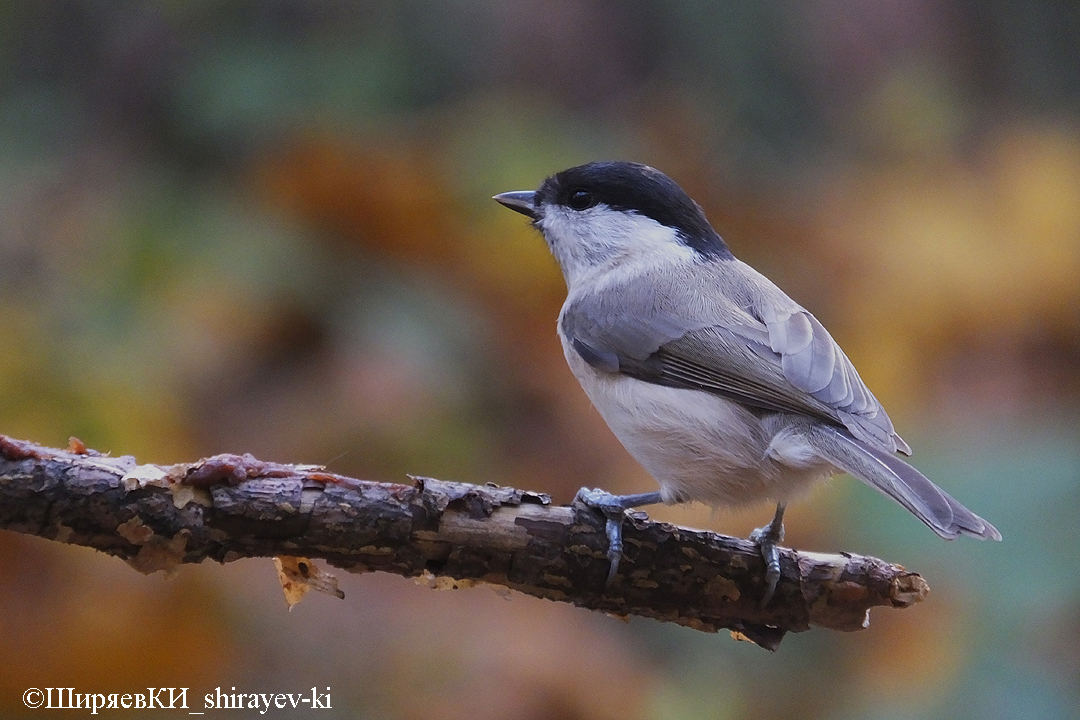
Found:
<box><xmin>0</xmin><ymin>0</ymin><xmax>1078</xmax><ymax>717</ymax></box>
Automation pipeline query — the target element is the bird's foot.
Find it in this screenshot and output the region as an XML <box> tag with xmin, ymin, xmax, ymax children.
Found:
<box><xmin>749</xmin><ymin>503</ymin><xmax>786</xmax><ymax>607</ymax></box>
<box><xmin>574</xmin><ymin>488</ymin><xmax>662</xmax><ymax>585</ymax></box>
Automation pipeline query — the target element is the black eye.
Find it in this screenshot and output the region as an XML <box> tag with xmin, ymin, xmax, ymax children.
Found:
<box><xmin>567</xmin><ymin>188</ymin><xmax>596</xmax><ymax>211</ymax></box>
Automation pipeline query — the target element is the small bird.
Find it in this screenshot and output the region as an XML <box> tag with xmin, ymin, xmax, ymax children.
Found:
<box><xmin>494</xmin><ymin>161</ymin><xmax>1000</xmax><ymax>604</ymax></box>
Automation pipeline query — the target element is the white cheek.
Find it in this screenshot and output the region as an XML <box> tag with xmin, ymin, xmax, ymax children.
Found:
<box><xmin>539</xmin><ymin>206</ymin><xmax>696</xmax><ymax>287</ymax></box>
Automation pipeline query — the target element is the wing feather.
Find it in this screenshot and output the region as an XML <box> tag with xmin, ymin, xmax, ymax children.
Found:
<box><xmin>560</xmin><ymin>260</ymin><xmax>909</xmax><ymax>454</ymax></box>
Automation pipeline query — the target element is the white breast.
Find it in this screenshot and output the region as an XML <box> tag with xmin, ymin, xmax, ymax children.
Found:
<box><xmin>560</xmin><ymin>331</ymin><xmax>836</xmax><ymax>508</ymax></box>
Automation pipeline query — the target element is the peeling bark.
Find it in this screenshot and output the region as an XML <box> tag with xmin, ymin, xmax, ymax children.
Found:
<box><xmin>0</xmin><ymin>434</ymin><xmax>927</xmax><ymax>650</ymax></box>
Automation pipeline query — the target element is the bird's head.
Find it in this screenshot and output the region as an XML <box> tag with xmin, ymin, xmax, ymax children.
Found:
<box><xmin>494</xmin><ymin>161</ymin><xmax>731</xmax><ymax>286</ymax></box>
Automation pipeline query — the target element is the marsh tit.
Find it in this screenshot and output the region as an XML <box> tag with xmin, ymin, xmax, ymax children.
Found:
<box><xmin>494</xmin><ymin>161</ymin><xmax>1000</xmax><ymax>604</ymax></box>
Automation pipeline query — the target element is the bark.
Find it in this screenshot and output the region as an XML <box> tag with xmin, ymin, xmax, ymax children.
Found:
<box><xmin>0</xmin><ymin>434</ymin><xmax>928</xmax><ymax>650</ymax></box>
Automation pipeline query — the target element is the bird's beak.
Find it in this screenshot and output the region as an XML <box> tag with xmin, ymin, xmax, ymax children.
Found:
<box><xmin>493</xmin><ymin>191</ymin><xmax>538</xmax><ymax>219</ymax></box>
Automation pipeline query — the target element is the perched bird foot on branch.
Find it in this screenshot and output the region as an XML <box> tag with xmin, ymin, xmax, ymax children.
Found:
<box><xmin>573</xmin><ymin>488</ymin><xmax>663</xmax><ymax>585</ymax></box>
<box><xmin>749</xmin><ymin>502</ymin><xmax>787</xmax><ymax>607</ymax></box>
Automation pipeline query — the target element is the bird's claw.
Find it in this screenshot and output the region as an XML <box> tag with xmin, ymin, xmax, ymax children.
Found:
<box><xmin>574</xmin><ymin>488</ymin><xmax>664</xmax><ymax>586</ymax></box>
<box><xmin>575</xmin><ymin>488</ymin><xmax>628</xmax><ymax>586</ymax></box>
<box><xmin>750</xmin><ymin>505</ymin><xmax>786</xmax><ymax>607</ymax></box>
<box><xmin>573</xmin><ymin>487</ymin><xmax>624</xmax><ymax>515</ymax></box>
<box><xmin>750</xmin><ymin>529</ymin><xmax>781</xmax><ymax>607</ymax></box>
<box><xmin>604</xmin><ymin>517</ymin><xmax>623</xmax><ymax>584</ymax></box>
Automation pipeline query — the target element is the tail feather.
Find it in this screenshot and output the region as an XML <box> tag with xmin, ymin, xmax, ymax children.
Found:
<box><xmin>810</xmin><ymin>426</ymin><xmax>1001</xmax><ymax>541</ymax></box>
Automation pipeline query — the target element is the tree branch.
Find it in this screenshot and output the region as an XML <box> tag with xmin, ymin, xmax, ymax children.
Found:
<box><xmin>0</xmin><ymin>434</ymin><xmax>927</xmax><ymax>650</ymax></box>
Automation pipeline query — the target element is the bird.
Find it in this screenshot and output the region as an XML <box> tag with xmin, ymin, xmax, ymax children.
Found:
<box><xmin>493</xmin><ymin>161</ymin><xmax>1001</xmax><ymax>604</ymax></box>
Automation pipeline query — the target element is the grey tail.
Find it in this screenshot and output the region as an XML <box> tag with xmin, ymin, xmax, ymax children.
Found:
<box><xmin>810</xmin><ymin>426</ymin><xmax>1001</xmax><ymax>541</ymax></box>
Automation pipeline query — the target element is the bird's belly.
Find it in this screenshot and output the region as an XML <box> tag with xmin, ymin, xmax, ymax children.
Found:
<box><xmin>566</xmin><ymin>352</ymin><xmax>834</xmax><ymax>508</ymax></box>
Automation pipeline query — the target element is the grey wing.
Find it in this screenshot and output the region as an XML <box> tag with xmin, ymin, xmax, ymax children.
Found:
<box><xmin>560</xmin><ymin>264</ymin><xmax>910</xmax><ymax>455</ymax></box>
<box><xmin>753</xmin><ymin>301</ymin><xmax>910</xmax><ymax>454</ymax></box>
